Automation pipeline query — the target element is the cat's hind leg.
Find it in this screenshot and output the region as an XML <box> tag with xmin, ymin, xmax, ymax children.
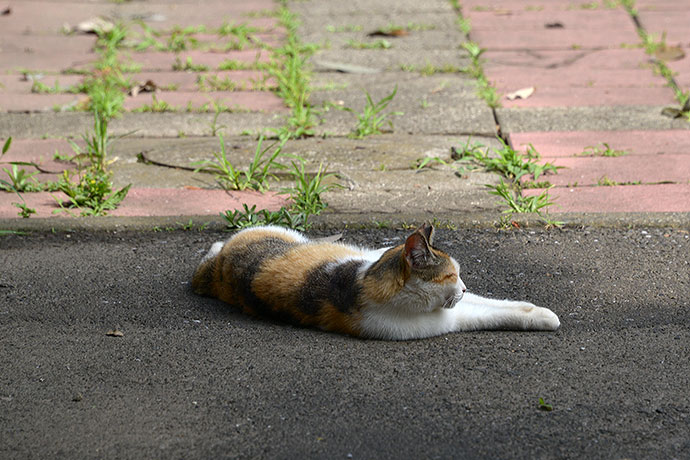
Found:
<box><xmin>192</xmin><ymin>241</ymin><xmax>225</xmax><ymax>296</ymax></box>
<box><xmin>453</xmin><ymin>293</ymin><xmax>560</xmax><ymax>331</ymax></box>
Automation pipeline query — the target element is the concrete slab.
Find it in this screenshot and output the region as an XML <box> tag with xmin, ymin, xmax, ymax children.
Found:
<box><xmin>496</xmin><ymin>106</ymin><xmax>690</xmax><ymax>133</ymax></box>
<box><xmin>115</xmin><ymin>134</ymin><xmax>505</xmax><ymax>174</ymax></box>
<box><xmin>298</xmin><ymin>12</ymin><xmax>458</xmax><ymax>34</ymax></box>
<box><xmin>309</xmin><ymin>73</ymin><xmax>497</xmax><ymax>136</ymax></box>
<box><xmin>510</xmin><ymin>130</ymin><xmax>690</xmax><ymax>157</ymax></box>
<box><xmin>310</xmin><ymin>49</ymin><xmax>470</xmax><ymax>73</ymax></box>
<box><xmin>122</xmin><ymin>91</ymin><xmax>287</xmax><ymax>113</ymax></box>
<box><xmin>290</xmin><ymin>0</ymin><xmax>453</xmax><ymax>16</ymax></box>
<box><xmin>300</xmin><ymin>30</ymin><xmax>470</xmax><ymax>52</ymax></box>
<box><xmin>0</xmin><ymin>112</ymin><xmax>285</xmax><ymax>139</ymax></box>
<box><xmin>525</xmin><ymin>184</ymin><xmax>690</xmax><ymax>213</ymax></box>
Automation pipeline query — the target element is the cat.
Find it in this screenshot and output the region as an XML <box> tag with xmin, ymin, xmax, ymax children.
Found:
<box><xmin>192</xmin><ymin>224</ymin><xmax>560</xmax><ymax>340</ymax></box>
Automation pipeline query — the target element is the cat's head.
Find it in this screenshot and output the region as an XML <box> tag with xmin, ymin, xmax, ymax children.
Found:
<box><xmin>363</xmin><ymin>224</ymin><xmax>466</xmax><ymax>313</ymax></box>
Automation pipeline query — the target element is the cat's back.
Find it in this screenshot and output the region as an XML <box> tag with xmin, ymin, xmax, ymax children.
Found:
<box><xmin>192</xmin><ymin>226</ymin><xmax>371</xmax><ymax>332</ymax></box>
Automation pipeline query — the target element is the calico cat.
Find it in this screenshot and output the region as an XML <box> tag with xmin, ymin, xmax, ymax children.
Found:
<box><xmin>192</xmin><ymin>224</ymin><xmax>560</xmax><ymax>340</ymax></box>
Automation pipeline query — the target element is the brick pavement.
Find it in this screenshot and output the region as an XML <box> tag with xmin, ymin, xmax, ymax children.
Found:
<box><xmin>0</xmin><ymin>0</ymin><xmax>288</xmax><ymax>219</ymax></box>
<box><xmin>0</xmin><ymin>0</ymin><xmax>689</xmax><ymax>224</ymax></box>
<box><xmin>463</xmin><ymin>0</ymin><xmax>690</xmax><ymax>214</ymax></box>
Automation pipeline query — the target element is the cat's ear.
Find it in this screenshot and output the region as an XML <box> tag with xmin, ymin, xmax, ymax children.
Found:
<box><xmin>418</xmin><ymin>223</ymin><xmax>435</xmax><ymax>246</ymax></box>
<box><xmin>404</xmin><ymin>229</ymin><xmax>433</xmax><ymax>269</ymax></box>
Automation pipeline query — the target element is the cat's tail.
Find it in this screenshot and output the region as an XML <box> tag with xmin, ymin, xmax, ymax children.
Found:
<box><xmin>191</xmin><ymin>241</ymin><xmax>224</xmax><ymax>297</ymax></box>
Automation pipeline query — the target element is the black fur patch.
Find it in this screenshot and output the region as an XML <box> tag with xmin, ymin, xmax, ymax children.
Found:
<box><xmin>299</xmin><ymin>260</ymin><xmax>364</xmax><ymax>315</ymax></box>
<box><xmin>231</xmin><ymin>238</ymin><xmax>297</xmax><ymax>321</ymax></box>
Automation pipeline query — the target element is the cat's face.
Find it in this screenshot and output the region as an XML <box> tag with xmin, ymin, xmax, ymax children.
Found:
<box><xmin>363</xmin><ymin>224</ymin><xmax>466</xmax><ymax>313</ymax></box>
<box><xmin>398</xmin><ymin>230</ymin><xmax>466</xmax><ymax>313</ymax></box>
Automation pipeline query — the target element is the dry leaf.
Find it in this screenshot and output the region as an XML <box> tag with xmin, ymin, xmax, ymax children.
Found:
<box><xmin>506</xmin><ymin>87</ymin><xmax>535</xmax><ymax>100</ymax></box>
<box><xmin>654</xmin><ymin>45</ymin><xmax>685</xmax><ymax>61</ymax></box>
<box><xmin>130</xmin><ymin>80</ymin><xmax>158</xmax><ymax>97</ymax></box>
<box><xmin>75</xmin><ymin>17</ymin><xmax>114</xmax><ymax>34</ymax></box>
<box><xmin>368</xmin><ymin>28</ymin><xmax>408</xmax><ymax>38</ymax></box>
<box><xmin>106</xmin><ymin>329</ymin><xmax>124</xmax><ymax>337</ymax></box>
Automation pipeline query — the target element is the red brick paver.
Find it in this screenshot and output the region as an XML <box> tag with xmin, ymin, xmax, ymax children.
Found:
<box><xmin>469</xmin><ymin>1</ymin><xmax>690</xmax><ymax>214</ymax></box>
<box><xmin>0</xmin><ymin>0</ymin><xmax>290</xmax><ymax>219</ymax></box>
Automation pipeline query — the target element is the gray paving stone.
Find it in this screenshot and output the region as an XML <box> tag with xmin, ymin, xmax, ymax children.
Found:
<box><xmin>496</xmin><ymin>106</ymin><xmax>690</xmax><ymax>133</ymax></box>
<box><xmin>0</xmin><ymin>112</ymin><xmax>285</xmax><ymax>139</ymax></box>
<box><xmin>290</xmin><ymin>0</ymin><xmax>453</xmax><ymax>16</ymax></box>
<box><xmin>310</xmin><ymin>73</ymin><xmax>496</xmax><ymax>136</ymax></box>
<box><xmin>310</xmin><ymin>49</ymin><xmax>470</xmax><ymax>73</ymax></box>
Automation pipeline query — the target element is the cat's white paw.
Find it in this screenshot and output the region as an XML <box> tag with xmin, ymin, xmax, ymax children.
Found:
<box><xmin>527</xmin><ymin>306</ymin><xmax>560</xmax><ymax>331</ymax></box>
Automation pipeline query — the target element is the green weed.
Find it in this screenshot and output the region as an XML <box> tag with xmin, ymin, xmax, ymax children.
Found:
<box><xmin>576</xmin><ymin>143</ymin><xmax>629</xmax><ymax>157</ymax></box>
<box><xmin>13</xmin><ymin>202</ymin><xmax>37</xmax><ymax>218</ymax></box>
<box><xmin>53</xmin><ymin>112</ymin><xmax>131</xmax><ymax>216</ymax></box>
<box><xmin>172</xmin><ymin>57</ymin><xmax>209</xmax><ymax>72</ymax></box>
<box><xmin>0</xmin><ymin>165</ymin><xmax>43</xmax><ymax>192</ymax></box>
<box><xmin>197</xmin><ymin>74</ymin><xmax>241</xmax><ymax>92</ymax></box>
<box><xmin>132</xmin><ymin>95</ymin><xmax>178</xmax><ymax>112</ymax></box>
<box><xmin>268</xmin><ymin>6</ymin><xmax>318</xmax><ymax>138</ymax></box>
<box><xmin>192</xmin><ymin>134</ymin><xmax>286</xmax><ymax>191</ymax></box>
<box><xmin>413</xmin><ymin>156</ymin><xmax>447</xmax><ymax>170</ymax></box>
<box><xmin>282</xmin><ymin>159</ymin><xmax>340</xmax><ymax>227</ymax></box>
<box><xmin>455</xmin><ymin>138</ymin><xmax>561</xmax><ymax>182</ymax></box>
<box><xmin>345</xmin><ymin>86</ymin><xmax>402</xmax><ymax>139</ymax></box>
<box><xmin>453</xmin><ymin>138</ymin><xmax>562</xmax><ymax>226</ymax></box>
<box><xmin>538</xmin><ymin>397</ymin><xmax>553</xmax><ymax>411</ymax></box>
<box><xmin>222</xmin><ymin>204</ymin><xmax>306</xmax><ymax>230</ymax></box>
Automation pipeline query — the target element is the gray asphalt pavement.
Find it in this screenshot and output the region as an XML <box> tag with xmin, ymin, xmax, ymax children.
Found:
<box><xmin>1</xmin><ymin>227</ymin><xmax>689</xmax><ymax>459</ymax></box>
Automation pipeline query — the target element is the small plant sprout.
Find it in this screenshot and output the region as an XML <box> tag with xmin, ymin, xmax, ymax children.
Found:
<box><xmin>345</xmin><ymin>86</ymin><xmax>403</xmax><ymax>139</ymax></box>
<box><xmin>283</xmin><ymin>159</ymin><xmax>341</xmax><ymax>226</ymax></box>
<box><xmin>413</xmin><ymin>156</ymin><xmax>448</xmax><ymax>171</ymax></box>
<box><xmin>538</xmin><ymin>397</ymin><xmax>553</xmax><ymax>411</ymax></box>
<box><xmin>452</xmin><ymin>138</ymin><xmax>563</xmax><ymax>227</ymax></box>
<box><xmin>192</xmin><ymin>134</ymin><xmax>286</xmax><ymax>192</ymax></box>
<box><xmin>576</xmin><ymin>143</ymin><xmax>629</xmax><ymax>157</ymax></box>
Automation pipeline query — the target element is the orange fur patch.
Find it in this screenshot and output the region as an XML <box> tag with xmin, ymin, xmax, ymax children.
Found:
<box><xmin>315</xmin><ymin>301</ymin><xmax>361</xmax><ymax>336</ymax></box>
<box><xmin>361</xmin><ymin>248</ymin><xmax>407</xmax><ymax>303</ymax></box>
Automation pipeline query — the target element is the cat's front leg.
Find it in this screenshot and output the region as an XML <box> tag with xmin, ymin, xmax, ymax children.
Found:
<box><xmin>453</xmin><ymin>293</ymin><xmax>560</xmax><ymax>331</ymax></box>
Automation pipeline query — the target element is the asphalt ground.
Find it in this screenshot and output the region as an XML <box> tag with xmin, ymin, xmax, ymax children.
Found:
<box><xmin>1</xmin><ymin>227</ymin><xmax>688</xmax><ymax>459</ymax></box>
